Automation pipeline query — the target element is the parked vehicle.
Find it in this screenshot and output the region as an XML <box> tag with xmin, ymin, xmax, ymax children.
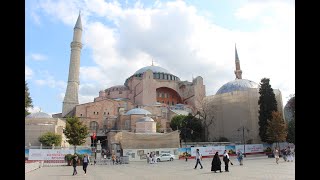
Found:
<box><xmin>156</xmin><ymin>153</ymin><xmax>175</xmax><ymax>162</ymax></box>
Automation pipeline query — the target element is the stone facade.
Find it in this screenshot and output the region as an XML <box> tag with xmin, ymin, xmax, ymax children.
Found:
<box><xmin>95</xmin><ymin>70</ymin><xmax>205</xmax><ymax>112</ymax></box>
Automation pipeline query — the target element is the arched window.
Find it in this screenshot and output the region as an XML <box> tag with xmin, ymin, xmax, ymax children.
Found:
<box><xmin>90</xmin><ymin>121</ymin><xmax>99</xmax><ymax>132</ymax></box>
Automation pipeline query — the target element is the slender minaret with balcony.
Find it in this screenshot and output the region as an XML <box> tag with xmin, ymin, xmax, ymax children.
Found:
<box><xmin>234</xmin><ymin>44</ymin><xmax>242</xmax><ymax>79</ymax></box>
<box><xmin>62</xmin><ymin>13</ymin><xmax>82</xmax><ymax>117</ymax></box>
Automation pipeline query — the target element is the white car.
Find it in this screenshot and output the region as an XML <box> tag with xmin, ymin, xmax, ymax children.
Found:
<box><xmin>156</xmin><ymin>153</ymin><xmax>175</xmax><ymax>162</ymax></box>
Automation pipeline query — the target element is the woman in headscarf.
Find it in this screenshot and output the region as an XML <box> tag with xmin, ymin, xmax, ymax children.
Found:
<box><xmin>211</xmin><ymin>152</ymin><xmax>222</xmax><ymax>173</ymax></box>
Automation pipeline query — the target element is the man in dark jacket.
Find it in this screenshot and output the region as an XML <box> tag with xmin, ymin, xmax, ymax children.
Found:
<box><xmin>72</xmin><ymin>155</ymin><xmax>78</xmax><ymax>175</ymax></box>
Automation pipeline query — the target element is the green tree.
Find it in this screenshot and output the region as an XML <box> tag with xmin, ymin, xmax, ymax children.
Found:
<box><xmin>185</xmin><ymin>113</ymin><xmax>203</xmax><ymax>141</ymax></box>
<box><xmin>170</xmin><ymin>115</ymin><xmax>186</xmax><ymax>130</ymax></box>
<box><xmin>287</xmin><ymin>119</ymin><xmax>295</xmax><ymax>144</ymax></box>
<box><xmin>156</xmin><ymin>122</ymin><xmax>162</xmax><ymax>133</ymax></box>
<box><xmin>258</xmin><ymin>78</ymin><xmax>278</xmax><ymax>142</ymax></box>
<box><xmin>285</xmin><ymin>94</ymin><xmax>295</xmax><ymax>144</ymax></box>
<box><xmin>38</xmin><ymin>132</ymin><xmax>62</xmax><ymax>146</ymax></box>
<box><xmin>63</xmin><ymin>116</ymin><xmax>89</xmax><ymax>152</ymax></box>
<box><xmin>25</xmin><ymin>81</ymin><xmax>33</xmax><ymax>116</ymax></box>
<box><xmin>266</xmin><ymin>111</ymin><xmax>287</xmax><ymax>145</ymax></box>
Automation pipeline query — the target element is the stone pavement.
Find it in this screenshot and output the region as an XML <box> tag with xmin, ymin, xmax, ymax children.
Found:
<box><xmin>25</xmin><ymin>156</ymin><xmax>295</xmax><ymax>180</ymax></box>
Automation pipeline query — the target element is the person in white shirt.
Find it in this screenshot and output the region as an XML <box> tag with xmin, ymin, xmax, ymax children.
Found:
<box><xmin>223</xmin><ymin>150</ymin><xmax>230</xmax><ymax>172</ymax></box>
<box><xmin>194</xmin><ymin>149</ymin><xmax>203</xmax><ymax>169</ymax></box>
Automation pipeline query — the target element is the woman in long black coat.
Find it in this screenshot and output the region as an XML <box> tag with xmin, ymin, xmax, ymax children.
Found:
<box><xmin>211</xmin><ymin>152</ymin><xmax>222</xmax><ymax>173</ymax></box>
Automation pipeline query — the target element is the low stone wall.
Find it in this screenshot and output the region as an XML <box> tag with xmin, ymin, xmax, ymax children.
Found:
<box><xmin>25</xmin><ymin>161</ymin><xmax>42</xmax><ymax>173</ymax></box>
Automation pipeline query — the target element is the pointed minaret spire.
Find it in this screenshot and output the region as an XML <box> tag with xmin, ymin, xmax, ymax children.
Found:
<box><xmin>234</xmin><ymin>44</ymin><xmax>242</xmax><ymax>79</ymax></box>
<box><xmin>62</xmin><ymin>13</ymin><xmax>83</xmax><ymax>117</ymax></box>
<box><xmin>74</xmin><ymin>11</ymin><xmax>82</xmax><ymax>30</ymax></box>
<box><xmin>151</xmin><ymin>58</ymin><xmax>154</xmax><ymax>66</ymax></box>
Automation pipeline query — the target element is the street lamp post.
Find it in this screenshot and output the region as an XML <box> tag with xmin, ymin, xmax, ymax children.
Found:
<box><xmin>238</xmin><ymin>126</ymin><xmax>249</xmax><ymax>157</ymax></box>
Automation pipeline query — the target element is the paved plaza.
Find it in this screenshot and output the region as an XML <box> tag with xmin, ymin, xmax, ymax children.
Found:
<box><xmin>26</xmin><ymin>156</ymin><xmax>295</xmax><ymax>180</ymax></box>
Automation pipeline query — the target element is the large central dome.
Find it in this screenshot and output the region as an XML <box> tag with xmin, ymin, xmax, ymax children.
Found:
<box><xmin>134</xmin><ymin>65</ymin><xmax>170</xmax><ymax>75</ymax></box>
<box><xmin>216</xmin><ymin>79</ymin><xmax>259</xmax><ymax>95</ymax></box>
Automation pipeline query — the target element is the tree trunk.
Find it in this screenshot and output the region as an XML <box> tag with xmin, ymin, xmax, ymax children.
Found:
<box><xmin>74</xmin><ymin>145</ymin><xmax>77</xmax><ymax>154</ymax></box>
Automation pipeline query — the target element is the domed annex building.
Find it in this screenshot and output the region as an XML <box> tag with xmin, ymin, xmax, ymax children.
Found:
<box><xmin>25</xmin><ymin>112</ymin><xmax>69</xmax><ymax>147</ymax></box>
<box><xmin>205</xmin><ymin>47</ymin><xmax>283</xmax><ymax>144</ymax></box>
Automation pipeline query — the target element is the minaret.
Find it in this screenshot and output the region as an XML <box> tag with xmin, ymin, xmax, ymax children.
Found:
<box><xmin>234</xmin><ymin>44</ymin><xmax>242</xmax><ymax>79</ymax></box>
<box><xmin>62</xmin><ymin>13</ymin><xmax>82</xmax><ymax>117</ymax></box>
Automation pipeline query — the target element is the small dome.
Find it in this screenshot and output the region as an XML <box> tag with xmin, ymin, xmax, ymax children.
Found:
<box><xmin>125</xmin><ymin>108</ymin><xmax>151</xmax><ymax>115</ymax></box>
<box><xmin>216</xmin><ymin>79</ymin><xmax>259</xmax><ymax>95</ymax></box>
<box><xmin>134</xmin><ymin>66</ymin><xmax>170</xmax><ymax>75</ymax></box>
<box><xmin>136</xmin><ymin>116</ymin><xmax>155</xmax><ymax>122</ymax></box>
<box><xmin>26</xmin><ymin>112</ymin><xmax>52</xmax><ymax>119</ymax></box>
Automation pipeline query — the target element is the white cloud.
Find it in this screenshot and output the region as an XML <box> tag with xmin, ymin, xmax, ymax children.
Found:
<box><xmin>27</xmin><ymin>106</ymin><xmax>41</xmax><ymax>113</ymax></box>
<box><xmin>35</xmin><ymin>71</ymin><xmax>67</xmax><ymax>90</ymax></box>
<box><xmin>25</xmin><ymin>65</ymin><xmax>33</xmax><ymax>80</ymax></box>
<box><xmin>30</xmin><ymin>53</ymin><xmax>48</xmax><ymax>61</ymax></box>
<box><xmin>37</xmin><ymin>0</ymin><xmax>294</xmax><ymax>107</ymax></box>
<box><xmin>31</xmin><ymin>11</ymin><xmax>41</xmax><ymax>25</ymax></box>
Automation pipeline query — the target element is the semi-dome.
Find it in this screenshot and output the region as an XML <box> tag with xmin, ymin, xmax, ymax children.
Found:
<box><xmin>26</xmin><ymin>112</ymin><xmax>52</xmax><ymax>119</ymax></box>
<box><xmin>216</xmin><ymin>79</ymin><xmax>259</xmax><ymax>95</ymax></box>
<box><xmin>134</xmin><ymin>65</ymin><xmax>170</xmax><ymax>75</ymax></box>
<box><xmin>136</xmin><ymin>116</ymin><xmax>155</xmax><ymax>122</ymax></box>
<box><xmin>125</xmin><ymin>108</ymin><xmax>151</xmax><ymax>115</ymax></box>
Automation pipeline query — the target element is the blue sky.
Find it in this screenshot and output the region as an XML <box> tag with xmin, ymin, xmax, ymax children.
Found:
<box><xmin>25</xmin><ymin>0</ymin><xmax>295</xmax><ymax>115</ymax></box>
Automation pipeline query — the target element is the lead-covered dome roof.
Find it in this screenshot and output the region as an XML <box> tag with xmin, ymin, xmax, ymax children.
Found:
<box><xmin>136</xmin><ymin>116</ymin><xmax>155</xmax><ymax>122</ymax></box>
<box><xmin>134</xmin><ymin>65</ymin><xmax>170</xmax><ymax>75</ymax></box>
<box><xmin>26</xmin><ymin>112</ymin><xmax>52</xmax><ymax>119</ymax></box>
<box><xmin>216</xmin><ymin>79</ymin><xmax>259</xmax><ymax>95</ymax></box>
<box><xmin>125</xmin><ymin>108</ymin><xmax>151</xmax><ymax>115</ymax></box>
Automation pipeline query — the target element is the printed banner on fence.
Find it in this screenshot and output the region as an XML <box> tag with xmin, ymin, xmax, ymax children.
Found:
<box><xmin>28</xmin><ymin>149</ymin><xmax>75</xmax><ymax>160</ymax></box>
<box><xmin>235</xmin><ymin>144</ymin><xmax>264</xmax><ymax>153</ymax></box>
<box><xmin>190</xmin><ymin>146</ymin><xmax>225</xmax><ymax>156</ymax></box>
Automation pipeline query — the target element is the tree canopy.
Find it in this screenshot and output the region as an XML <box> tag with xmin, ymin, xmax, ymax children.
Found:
<box><xmin>170</xmin><ymin>114</ymin><xmax>203</xmax><ymax>142</ymax></box>
<box><xmin>266</xmin><ymin>111</ymin><xmax>287</xmax><ymax>145</ymax></box>
<box><xmin>25</xmin><ymin>81</ymin><xmax>33</xmax><ymax>116</ymax></box>
<box><xmin>38</xmin><ymin>132</ymin><xmax>62</xmax><ymax>146</ymax></box>
<box><xmin>63</xmin><ymin>116</ymin><xmax>89</xmax><ymax>152</ymax></box>
<box><xmin>286</xmin><ymin>94</ymin><xmax>295</xmax><ymax>144</ymax></box>
<box><xmin>258</xmin><ymin>78</ymin><xmax>278</xmax><ymax>142</ymax></box>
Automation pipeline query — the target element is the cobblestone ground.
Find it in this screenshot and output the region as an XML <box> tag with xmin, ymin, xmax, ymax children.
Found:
<box><xmin>25</xmin><ymin>156</ymin><xmax>295</xmax><ymax>180</ymax></box>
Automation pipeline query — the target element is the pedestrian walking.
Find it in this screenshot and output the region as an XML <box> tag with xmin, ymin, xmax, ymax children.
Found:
<box><xmin>147</xmin><ymin>153</ymin><xmax>150</xmax><ymax>164</ymax></box>
<box><xmin>82</xmin><ymin>154</ymin><xmax>90</xmax><ymax>175</ymax></box>
<box><xmin>152</xmin><ymin>152</ymin><xmax>157</xmax><ymax>164</ymax></box>
<box><xmin>223</xmin><ymin>150</ymin><xmax>230</xmax><ymax>172</ymax></box>
<box><xmin>274</xmin><ymin>148</ymin><xmax>280</xmax><ymax>164</ymax></box>
<box><xmin>112</xmin><ymin>154</ymin><xmax>116</xmax><ymax>165</ymax></box>
<box><xmin>286</xmin><ymin>147</ymin><xmax>294</xmax><ymax>162</ymax></box>
<box><xmin>211</xmin><ymin>152</ymin><xmax>222</xmax><ymax>173</ymax></box>
<box><xmin>72</xmin><ymin>154</ymin><xmax>78</xmax><ymax>176</ymax></box>
<box><xmin>237</xmin><ymin>150</ymin><xmax>243</xmax><ymax>165</ymax></box>
<box><xmin>281</xmin><ymin>148</ymin><xmax>287</xmax><ymax>162</ymax></box>
<box><xmin>194</xmin><ymin>149</ymin><xmax>203</xmax><ymax>169</ymax></box>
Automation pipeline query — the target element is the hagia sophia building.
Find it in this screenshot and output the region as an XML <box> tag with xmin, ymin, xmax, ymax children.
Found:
<box><xmin>26</xmin><ymin>13</ymin><xmax>284</xmax><ymax>151</ymax></box>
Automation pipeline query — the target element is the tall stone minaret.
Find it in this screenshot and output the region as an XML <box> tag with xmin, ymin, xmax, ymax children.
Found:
<box><xmin>62</xmin><ymin>13</ymin><xmax>82</xmax><ymax>117</ymax></box>
<box><xmin>234</xmin><ymin>44</ymin><xmax>242</xmax><ymax>79</ymax></box>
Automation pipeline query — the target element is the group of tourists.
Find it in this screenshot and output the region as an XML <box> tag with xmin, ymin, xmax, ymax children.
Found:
<box><xmin>72</xmin><ymin>154</ymin><xmax>90</xmax><ymax>176</ymax></box>
<box><xmin>274</xmin><ymin>146</ymin><xmax>295</xmax><ymax>164</ymax></box>
<box><xmin>193</xmin><ymin>149</ymin><xmax>242</xmax><ymax>173</ymax></box>
<box><xmin>147</xmin><ymin>152</ymin><xmax>157</xmax><ymax>164</ymax></box>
